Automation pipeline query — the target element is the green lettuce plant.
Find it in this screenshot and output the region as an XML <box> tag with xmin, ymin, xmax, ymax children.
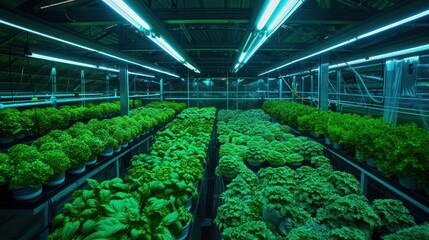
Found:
<box><xmin>78</xmin><ymin>134</ymin><xmax>104</xmax><ymax>160</ymax></box>
<box><xmin>42</xmin><ymin>150</ymin><xmax>71</xmax><ymax>178</ymax></box>
<box><xmin>285</xmin><ymin>153</ymin><xmax>304</xmax><ymax>164</ymax></box>
<box><xmin>214</xmin><ymin>197</ymin><xmax>255</xmax><ymax>230</ymax></box>
<box><xmin>95</xmin><ymin>129</ymin><xmax>117</xmax><ymax>149</ymax></box>
<box><xmin>215</xmin><ymin>155</ymin><xmax>246</xmax><ymax>179</ymax></box>
<box><xmin>62</xmin><ymin>139</ymin><xmax>91</xmax><ymax>167</ymax></box>
<box><xmin>382</xmin><ymin>223</ymin><xmax>429</xmax><ymax>240</ymax></box>
<box><xmin>221</xmin><ymin>220</ymin><xmax>276</xmax><ymax>240</ymax></box>
<box><xmin>0</xmin><ymin>110</ymin><xmax>22</xmax><ymax>137</ymax></box>
<box><xmin>266</xmin><ymin>150</ymin><xmax>286</xmax><ymax>166</ymax></box>
<box><xmin>247</xmin><ymin>141</ymin><xmax>266</xmax><ymax>165</ymax></box>
<box><xmin>371</xmin><ymin>199</ymin><xmax>416</xmax><ymax>235</ymax></box>
<box><xmin>330</xmin><ymin>226</ymin><xmax>369</xmax><ymax>240</ymax></box>
<box><xmin>316</xmin><ymin>194</ymin><xmax>381</xmax><ymax>233</ymax></box>
<box><xmin>47</xmin><ymin>130</ymin><xmax>73</xmax><ymax>143</ymax></box>
<box><xmin>328</xmin><ymin>171</ymin><xmax>361</xmax><ymax>196</ymax></box>
<box><xmin>0</xmin><ymin>153</ymin><xmax>13</xmax><ymax>185</ymax></box>
<box><xmin>8</xmin><ymin>144</ymin><xmax>42</xmax><ymax>165</ymax></box>
<box><xmin>10</xmin><ymin>160</ymin><xmax>53</xmax><ymax>188</ymax></box>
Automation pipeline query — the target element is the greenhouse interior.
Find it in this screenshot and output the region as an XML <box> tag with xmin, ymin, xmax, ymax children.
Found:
<box><xmin>0</xmin><ymin>0</ymin><xmax>429</xmax><ymax>239</ymax></box>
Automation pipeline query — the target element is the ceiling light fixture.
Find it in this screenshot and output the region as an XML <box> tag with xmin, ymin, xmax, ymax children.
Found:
<box><xmin>232</xmin><ymin>0</ymin><xmax>305</xmax><ymax>73</ymax></box>
<box><xmin>103</xmin><ymin>0</ymin><xmax>200</xmax><ymax>74</ymax></box>
<box><xmin>102</xmin><ymin>0</ymin><xmax>151</xmax><ymax>31</ymax></box>
<box><xmin>259</xmin><ymin>7</ymin><xmax>429</xmax><ymax>76</ymax></box>
<box><xmin>149</xmin><ymin>36</ymin><xmax>184</xmax><ymax>62</ymax></box>
<box><xmin>27</xmin><ymin>52</ymin><xmax>155</xmax><ymax>78</ymax></box>
<box><xmin>0</xmin><ymin>19</ymin><xmax>178</xmax><ymax>77</ymax></box>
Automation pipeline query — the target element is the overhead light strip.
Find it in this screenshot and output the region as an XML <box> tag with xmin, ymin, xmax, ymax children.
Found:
<box><xmin>28</xmin><ymin>53</ymin><xmax>155</xmax><ymax>78</ymax></box>
<box><xmin>102</xmin><ymin>0</ymin><xmax>151</xmax><ymax>31</ymax></box>
<box><xmin>233</xmin><ymin>0</ymin><xmax>304</xmax><ymax>72</ymax></box>
<box><xmin>259</xmin><ymin>7</ymin><xmax>429</xmax><ymax>76</ymax></box>
<box><xmin>0</xmin><ymin>19</ymin><xmax>178</xmax><ymax>77</ymax></box>
<box><xmin>102</xmin><ymin>0</ymin><xmax>200</xmax><ymax>74</ymax></box>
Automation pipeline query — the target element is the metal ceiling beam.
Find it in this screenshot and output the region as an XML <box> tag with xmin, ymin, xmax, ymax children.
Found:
<box><xmin>179</xmin><ymin>23</ymin><xmax>193</xmax><ymax>43</ymax></box>
<box><xmin>42</xmin><ymin>8</ymin><xmax>370</xmax><ymax>26</ymax></box>
<box><xmin>0</xmin><ymin>5</ymin><xmax>179</xmax><ymax>77</ymax></box>
<box><xmin>261</xmin><ymin>0</ymin><xmax>429</xmax><ymax>75</ymax></box>
<box><xmin>117</xmin><ymin>43</ymin><xmax>310</xmax><ymax>52</ymax></box>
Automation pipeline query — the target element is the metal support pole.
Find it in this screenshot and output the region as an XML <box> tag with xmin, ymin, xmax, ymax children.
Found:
<box><xmin>310</xmin><ymin>75</ymin><xmax>314</xmax><ymax>107</ymax></box>
<box><xmin>197</xmin><ymin>81</ymin><xmax>200</xmax><ymax>108</ymax></box>
<box><xmin>106</xmin><ymin>75</ymin><xmax>110</xmax><ymax>98</ymax></box>
<box><xmin>236</xmin><ymin>79</ymin><xmax>239</xmax><ymax>109</ymax></box>
<box><xmin>81</xmin><ymin>69</ymin><xmax>86</xmax><ymax>107</ymax></box>
<box><xmin>187</xmin><ymin>70</ymin><xmax>190</xmax><ymax>107</ymax></box>
<box><xmin>160</xmin><ymin>78</ymin><xmax>164</xmax><ymax>102</ymax></box>
<box><xmin>301</xmin><ymin>76</ymin><xmax>304</xmax><ymax>104</ymax></box>
<box><xmin>318</xmin><ymin>53</ymin><xmax>329</xmax><ymax>111</ymax></box>
<box><xmin>226</xmin><ymin>72</ymin><xmax>229</xmax><ymax>109</ymax></box>
<box><xmin>279</xmin><ymin>78</ymin><xmax>282</xmax><ymax>99</ymax></box>
<box><xmin>51</xmin><ymin>67</ymin><xmax>56</xmax><ymax>96</ymax></box>
<box><xmin>337</xmin><ymin>70</ymin><xmax>342</xmax><ymax>111</ymax></box>
<box><xmin>267</xmin><ymin>78</ymin><xmax>270</xmax><ymax>99</ymax></box>
<box><xmin>119</xmin><ymin>62</ymin><xmax>129</xmax><ymax>116</ymax></box>
<box><xmin>360</xmin><ymin>172</ymin><xmax>368</xmax><ymax>196</ymax></box>
<box><xmin>50</xmin><ymin>67</ymin><xmax>57</xmax><ymax>107</ymax></box>
<box><xmin>292</xmin><ymin>76</ymin><xmax>297</xmax><ymax>102</ymax></box>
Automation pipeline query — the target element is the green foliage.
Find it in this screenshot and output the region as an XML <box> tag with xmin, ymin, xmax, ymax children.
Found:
<box><xmin>266</xmin><ymin>150</ymin><xmax>286</xmax><ymax>166</ymax></box>
<box><xmin>328</xmin><ymin>171</ymin><xmax>361</xmax><ymax>196</ymax></box>
<box><xmin>285</xmin><ymin>153</ymin><xmax>304</xmax><ymax>164</ymax></box>
<box><xmin>8</xmin><ymin>144</ymin><xmax>42</xmax><ymax>165</ymax></box>
<box><xmin>330</xmin><ymin>226</ymin><xmax>369</xmax><ymax>240</ymax></box>
<box><xmin>247</xmin><ymin>141</ymin><xmax>267</xmax><ymax>165</ymax></box>
<box><xmin>316</xmin><ymin>194</ymin><xmax>381</xmax><ymax>232</ymax></box>
<box><xmin>0</xmin><ymin>153</ymin><xmax>13</xmax><ymax>184</ymax></box>
<box><xmin>42</xmin><ymin>150</ymin><xmax>71</xmax><ymax>177</ymax></box>
<box><xmin>0</xmin><ymin>109</ymin><xmax>22</xmax><ymax>137</ymax></box>
<box><xmin>78</xmin><ymin>134</ymin><xmax>104</xmax><ymax>160</ymax></box>
<box><xmin>215</xmin><ymin>155</ymin><xmax>246</xmax><ymax>179</ymax></box>
<box><xmin>47</xmin><ymin>130</ymin><xmax>73</xmax><ymax>143</ymax></box>
<box><xmin>382</xmin><ymin>223</ymin><xmax>429</xmax><ymax>240</ymax></box>
<box><xmin>371</xmin><ymin>199</ymin><xmax>415</xmax><ymax>235</ymax></box>
<box><xmin>221</xmin><ymin>220</ymin><xmax>277</xmax><ymax>240</ymax></box>
<box><xmin>214</xmin><ymin>197</ymin><xmax>256</xmax><ymax>230</ymax></box>
<box><xmin>10</xmin><ymin>160</ymin><xmax>53</xmax><ymax>188</ymax></box>
<box><xmin>287</xmin><ymin>221</ymin><xmax>331</xmax><ymax>240</ymax></box>
<box><xmin>61</xmin><ymin>139</ymin><xmax>91</xmax><ymax>167</ymax></box>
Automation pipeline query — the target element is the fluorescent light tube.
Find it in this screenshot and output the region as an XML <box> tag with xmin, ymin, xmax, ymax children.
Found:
<box><xmin>267</xmin><ymin>0</ymin><xmax>304</xmax><ymax>32</ymax></box>
<box><xmin>259</xmin><ymin>8</ymin><xmax>429</xmax><ymax>76</ymax></box>
<box><xmin>149</xmin><ymin>36</ymin><xmax>185</xmax><ymax>63</ymax></box>
<box><xmin>243</xmin><ymin>35</ymin><xmax>269</xmax><ymax>64</ymax></box>
<box><xmin>28</xmin><ymin>53</ymin><xmax>155</xmax><ymax>78</ymax></box>
<box><xmin>238</xmin><ymin>52</ymin><xmax>246</xmax><ymax>62</ymax></box>
<box><xmin>103</xmin><ymin>0</ymin><xmax>151</xmax><ymax>31</ymax></box>
<box><xmin>0</xmin><ymin>19</ymin><xmax>179</xmax><ymax>77</ymax></box>
<box><xmin>234</xmin><ymin>63</ymin><xmax>240</xmax><ymax>69</ymax></box>
<box><xmin>129</xmin><ymin>71</ymin><xmax>155</xmax><ymax>78</ymax></box>
<box><xmin>257</xmin><ymin>0</ymin><xmax>280</xmax><ymax>30</ymax></box>
<box><xmin>29</xmin><ymin>53</ymin><xmax>98</xmax><ymax>69</ymax></box>
<box><xmin>358</xmin><ymin>9</ymin><xmax>429</xmax><ymax>39</ymax></box>
<box><xmin>329</xmin><ymin>44</ymin><xmax>429</xmax><ymax>69</ymax></box>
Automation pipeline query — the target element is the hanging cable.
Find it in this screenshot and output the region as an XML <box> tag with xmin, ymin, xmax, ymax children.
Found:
<box><xmin>332</xmin><ymin>51</ymin><xmax>381</xmax><ymax>104</ymax></box>
<box><xmin>278</xmin><ymin>73</ymin><xmax>314</xmax><ymax>103</ymax></box>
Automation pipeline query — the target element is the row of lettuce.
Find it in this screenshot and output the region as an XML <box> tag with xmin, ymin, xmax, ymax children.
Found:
<box><xmin>48</xmin><ymin>107</ymin><xmax>216</xmax><ymax>239</ymax></box>
<box><xmin>215</xmin><ymin>109</ymin><xmax>324</xmax><ymax>177</ymax></box>
<box><xmin>0</xmin><ymin>99</ymin><xmax>144</xmax><ymax>143</ymax></box>
<box><xmin>262</xmin><ymin>100</ymin><xmax>429</xmax><ymax>191</ymax></box>
<box><xmin>214</xmin><ymin>109</ymin><xmax>428</xmax><ymax>240</ymax></box>
<box><xmin>0</xmin><ymin>101</ymin><xmax>186</xmax><ymax>200</ymax></box>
